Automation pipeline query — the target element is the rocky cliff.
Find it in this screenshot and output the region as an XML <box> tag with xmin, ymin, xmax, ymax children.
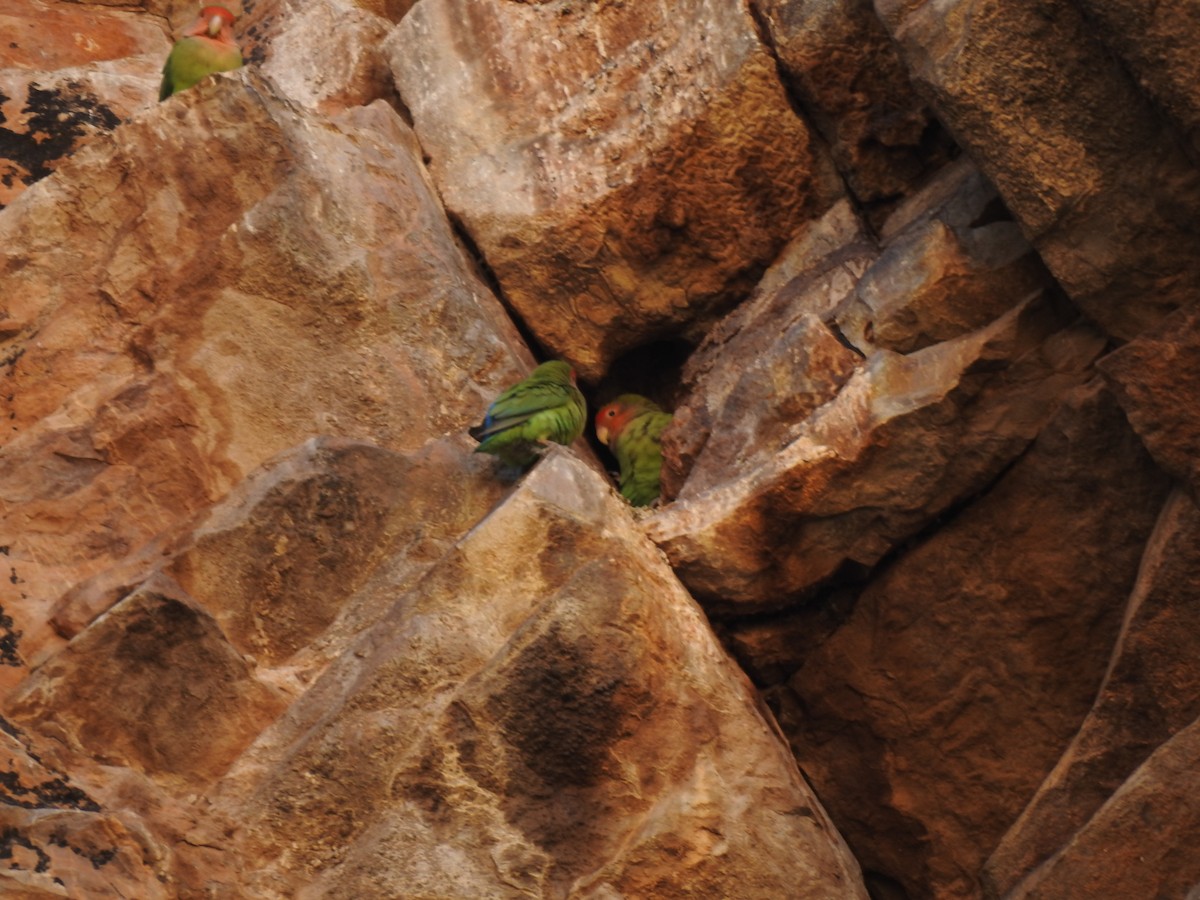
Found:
<box><xmin>2</xmin><ymin>0</ymin><xmax>1198</xmax><ymax>897</ymax></box>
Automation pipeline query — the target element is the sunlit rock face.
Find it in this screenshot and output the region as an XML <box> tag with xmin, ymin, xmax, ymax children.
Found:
<box><xmin>387</xmin><ymin>0</ymin><xmax>845</xmax><ymax>380</ymax></box>
<box><xmin>3</xmin><ymin>0</ymin><xmax>1200</xmax><ymax>896</ymax></box>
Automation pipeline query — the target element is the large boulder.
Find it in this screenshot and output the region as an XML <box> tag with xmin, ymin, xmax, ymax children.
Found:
<box><xmin>984</xmin><ymin>487</ymin><xmax>1200</xmax><ymax>896</ymax></box>
<box><xmin>387</xmin><ymin>0</ymin><xmax>844</xmax><ymax>379</ymax></box>
<box><xmin>4</xmin><ymin>447</ymin><xmax>872</xmax><ymax>898</ymax></box>
<box><xmin>0</xmin><ymin>0</ymin><xmax>165</xmax><ymax>206</ymax></box>
<box><xmin>752</xmin><ymin>0</ymin><xmax>955</xmax><ymax>226</ymax></box>
<box><xmin>772</xmin><ymin>382</ymin><xmax>1171</xmax><ymax>898</ymax></box>
<box><xmin>0</xmin><ymin>75</ymin><xmax>530</xmax><ymax>695</ymax></box>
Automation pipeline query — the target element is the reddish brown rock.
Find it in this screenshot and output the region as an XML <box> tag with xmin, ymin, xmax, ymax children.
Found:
<box><xmin>174</xmin><ymin>451</ymin><xmax>869</xmax><ymax>898</ymax></box>
<box><xmin>0</xmin><ymin>722</ymin><xmax>168</xmax><ymax>898</ymax></box>
<box><xmin>7</xmin><ymin>433</ymin><xmax>507</xmax><ymax>793</ymax></box>
<box><xmin>1073</xmin><ymin>0</ymin><xmax>1200</xmax><ymax>155</ymax></box>
<box><xmin>387</xmin><ymin>0</ymin><xmax>844</xmax><ymax>379</ymax></box>
<box><xmin>9</xmin><ymin>445</ymin><xmax>871</xmax><ymax>896</ymax></box>
<box><xmin>649</xmin><ymin>294</ymin><xmax>1106</xmax><ymax>607</ymax></box>
<box><xmin>1098</xmin><ymin>303</ymin><xmax>1200</xmax><ymax>499</ymax></box>
<box><xmin>834</xmin><ymin>157</ymin><xmax>1055</xmax><ymax>355</ymax></box>
<box><xmin>0</xmin><ymin>76</ymin><xmax>531</xmax><ymax>695</ymax></box>
<box><xmin>240</xmin><ymin>0</ymin><xmax>397</xmax><ymax>113</ymax></box>
<box><xmin>661</xmin><ymin>200</ymin><xmax>872</xmax><ymax>499</ymax></box>
<box><xmin>1003</xmin><ymin>714</ymin><xmax>1200</xmax><ymax>900</ymax></box>
<box><xmin>49</xmin><ymin>437</ymin><xmax>509</xmax><ymax>664</ymax></box>
<box><xmin>9</xmin><ymin>580</ymin><xmax>288</xmax><ymax>785</ymax></box>
<box><xmin>0</xmin><ymin>0</ymin><xmax>166</xmax><ymax>206</ymax></box>
<box><xmin>984</xmin><ymin>487</ymin><xmax>1200</xmax><ymax>895</ymax></box>
<box><xmin>753</xmin><ymin>0</ymin><xmax>955</xmax><ymax>225</ymax></box>
<box><xmin>776</xmin><ymin>381</ymin><xmax>1171</xmax><ymax>898</ymax></box>
<box><xmin>875</xmin><ymin>0</ymin><xmax>1200</xmax><ymax>340</ymax></box>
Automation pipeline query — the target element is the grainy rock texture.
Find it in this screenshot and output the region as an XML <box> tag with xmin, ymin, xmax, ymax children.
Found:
<box><xmin>4</xmin><ymin>0</ymin><xmax>1200</xmax><ymax>897</ymax></box>
<box><xmin>387</xmin><ymin>0</ymin><xmax>844</xmax><ymax>379</ymax></box>
<box><xmin>753</xmin><ymin>0</ymin><xmax>955</xmax><ymax>226</ymax></box>
<box><xmin>875</xmin><ymin>0</ymin><xmax>1200</xmax><ymax>340</ymax></box>
<box><xmin>0</xmin><ymin>0</ymin><xmax>165</xmax><ymax>206</ymax></box>
<box><xmin>984</xmin><ymin>486</ymin><xmax>1200</xmax><ymax>896</ymax></box>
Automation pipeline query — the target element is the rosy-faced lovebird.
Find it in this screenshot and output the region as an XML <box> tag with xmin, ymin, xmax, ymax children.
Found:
<box><xmin>595</xmin><ymin>394</ymin><xmax>674</xmax><ymax>507</ymax></box>
<box><xmin>159</xmin><ymin>6</ymin><xmax>243</xmax><ymax>101</ymax></box>
<box><xmin>469</xmin><ymin>360</ymin><xmax>587</xmax><ymax>468</ymax></box>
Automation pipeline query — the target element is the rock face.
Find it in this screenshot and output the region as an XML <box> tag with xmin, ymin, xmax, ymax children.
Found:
<box><xmin>0</xmin><ymin>74</ymin><xmax>531</xmax><ymax>693</ymax></box>
<box><xmin>984</xmin><ymin>487</ymin><xmax>1200</xmax><ymax>897</ymax></box>
<box><xmin>753</xmin><ymin>0</ymin><xmax>955</xmax><ymax>227</ymax></box>
<box><xmin>875</xmin><ymin>0</ymin><xmax>1200</xmax><ymax>341</ymax></box>
<box><xmin>387</xmin><ymin>0</ymin><xmax>844</xmax><ymax>379</ymax></box>
<box><xmin>4</xmin><ymin>0</ymin><xmax>1200</xmax><ymax>897</ymax></box>
<box><xmin>0</xmin><ymin>0</ymin><xmax>165</xmax><ymax>207</ymax></box>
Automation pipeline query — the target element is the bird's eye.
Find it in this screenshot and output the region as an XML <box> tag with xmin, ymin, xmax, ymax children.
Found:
<box><xmin>606</xmin><ymin>409</ymin><xmax>615</xmax><ymax>418</ymax></box>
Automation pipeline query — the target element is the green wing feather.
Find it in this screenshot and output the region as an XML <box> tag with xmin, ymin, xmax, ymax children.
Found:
<box><xmin>612</xmin><ymin>408</ymin><xmax>673</xmax><ymax>507</ymax></box>
<box><xmin>470</xmin><ymin>361</ymin><xmax>586</xmax><ymax>468</ymax></box>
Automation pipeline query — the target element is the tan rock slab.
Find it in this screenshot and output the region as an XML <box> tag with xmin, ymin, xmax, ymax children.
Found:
<box><xmin>648</xmin><ymin>293</ymin><xmax>1106</xmax><ymax>607</ymax></box>
<box><xmin>835</xmin><ymin>157</ymin><xmax>1055</xmax><ymax>355</ymax></box>
<box><xmin>242</xmin><ymin>0</ymin><xmax>398</xmax><ymax>113</ymax></box>
<box><xmin>183</xmin><ymin>451</ymin><xmax>870</xmax><ymax>898</ymax></box>
<box><xmin>387</xmin><ymin>0</ymin><xmax>844</xmax><ymax>379</ymax></box>
<box><xmin>0</xmin><ymin>75</ymin><xmax>530</xmax><ymax>696</ymax></box>
<box><xmin>660</xmin><ymin>200</ymin><xmax>871</xmax><ymax>499</ymax></box>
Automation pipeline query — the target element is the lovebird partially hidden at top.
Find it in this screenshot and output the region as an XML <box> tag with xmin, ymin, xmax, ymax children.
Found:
<box><xmin>596</xmin><ymin>394</ymin><xmax>674</xmax><ymax>507</ymax></box>
<box><xmin>159</xmin><ymin>5</ymin><xmax>243</xmax><ymax>101</ymax></box>
<box><xmin>469</xmin><ymin>361</ymin><xmax>587</xmax><ymax>469</ymax></box>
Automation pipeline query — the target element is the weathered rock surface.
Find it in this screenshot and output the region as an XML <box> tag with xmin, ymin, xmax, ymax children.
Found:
<box><xmin>754</xmin><ymin>0</ymin><xmax>954</xmax><ymax>225</ymax></box>
<box><xmin>1099</xmin><ymin>302</ymin><xmax>1200</xmax><ymax>499</ymax></box>
<box><xmin>0</xmin><ymin>0</ymin><xmax>166</xmax><ymax>207</ymax></box>
<box><xmin>984</xmin><ymin>486</ymin><xmax>1200</xmax><ymax>896</ymax></box>
<box><xmin>660</xmin><ymin>200</ymin><xmax>873</xmax><ymax>500</ymax></box>
<box><xmin>182</xmin><ymin>451</ymin><xmax>867</xmax><ymax>898</ymax></box>
<box><xmin>6</xmin><ymin>0</ymin><xmax>1200</xmax><ymax>896</ymax></box>
<box><xmin>876</xmin><ymin>0</ymin><xmax>1200</xmax><ymax>340</ymax></box>
<box><xmin>1003</xmin><ymin>713</ymin><xmax>1200</xmax><ymax>900</ymax></box>
<box><xmin>4</xmin><ymin>446</ymin><xmax>870</xmax><ymax>897</ymax></box>
<box><xmin>241</xmin><ymin>0</ymin><xmax>399</xmax><ymax>114</ymax></box>
<box><xmin>0</xmin><ymin>75</ymin><xmax>531</xmax><ymax>694</ymax></box>
<box><xmin>835</xmin><ymin>157</ymin><xmax>1055</xmax><ymax>355</ymax></box>
<box><xmin>650</xmin><ymin>290</ymin><xmax>1104</xmax><ymax>608</ymax></box>
<box><xmin>1073</xmin><ymin>0</ymin><xmax>1200</xmax><ymax>158</ymax></box>
<box><xmin>387</xmin><ymin>0</ymin><xmax>844</xmax><ymax>379</ymax></box>
<box><xmin>771</xmin><ymin>382</ymin><xmax>1171</xmax><ymax>898</ymax></box>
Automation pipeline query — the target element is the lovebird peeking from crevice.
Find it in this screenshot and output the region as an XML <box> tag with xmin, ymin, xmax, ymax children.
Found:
<box><xmin>160</xmin><ymin>6</ymin><xmax>244</xmax><ymax>101</ymax></box>
<box><xmin>469</xmin><ymin>360</ymin><xmax>587</xmax><ymax>470</ymax></box>
<box><xmin>595</xmin><ymin>394</ymin><xmax>673</xmax><ymax>507</ymax></box>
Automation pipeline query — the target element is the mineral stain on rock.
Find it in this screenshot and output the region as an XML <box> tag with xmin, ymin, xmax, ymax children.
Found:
<box><xmin>0</xmin><ymin>84</ymin><xmax>121</xmax><ymax>207</ymax></box>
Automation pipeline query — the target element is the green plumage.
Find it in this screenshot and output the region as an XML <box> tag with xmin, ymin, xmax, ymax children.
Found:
<box><xmin>159</xmin><ymin>27</ymin><xmax>243</xmax><ymax>101</ymax></box>
<box><xmin>597</xmin><ymin>394</ymin><xmax>673</xmax><ymax>507</ymax></box>
<box><xmin>469</xmin><ymin>360</ymin><xmax>587</xmax><ymax>468</ymax></box>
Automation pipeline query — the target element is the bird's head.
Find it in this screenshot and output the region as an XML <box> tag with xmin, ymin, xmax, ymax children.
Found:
<box><xmin>595</xmin><ymin>394</ymin><xmax>658</xmax><ymax>446</ymax></box>
<box><xmin>199</xmin><ymin>5</ymin><xmax>237</xmax><ymax>37</ymax></box>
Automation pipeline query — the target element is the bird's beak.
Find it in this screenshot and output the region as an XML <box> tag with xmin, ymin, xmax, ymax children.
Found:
<box><xmin>596</xmin><ymin>426</ymin><xmax>609</xmax><ymax>446</ymax></box>
<box><xmin>206</xmin><ymin>15</ymin><xmax>224</xmax><ymax>36</ymax></box>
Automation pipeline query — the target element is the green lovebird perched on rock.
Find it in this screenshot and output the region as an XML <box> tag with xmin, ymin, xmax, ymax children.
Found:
<box><xmin>159</xmin><ymin>5</ymin><xmax>243</xmax><ymax>101</ymax></box>
<box><xmin>595</xmin><ymin>394</ymin><xmax>674</xmax><ymax>507</ymax></box>
<box><xmin>469</xmin><ymin>360</ymin><xmax>587</xmax><ymax>468</ymax></box>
